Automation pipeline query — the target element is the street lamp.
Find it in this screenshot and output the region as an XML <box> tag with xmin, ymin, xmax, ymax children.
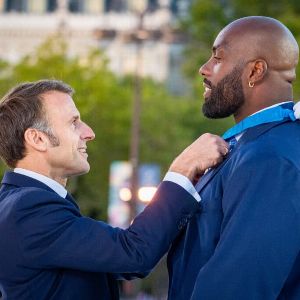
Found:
<box><xmin>128</xmin><ymin>0</ymin><xmax>148</xmax><ymax>221</ymax></box>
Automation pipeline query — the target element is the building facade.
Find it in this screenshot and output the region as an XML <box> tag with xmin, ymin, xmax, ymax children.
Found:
<box><xmin>0</xmin><ymin>0</ymin><xmax>191</xmax><ymax>93</ymax></box>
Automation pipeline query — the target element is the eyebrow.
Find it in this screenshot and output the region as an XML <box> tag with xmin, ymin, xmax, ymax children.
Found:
<box><xmin>212</xmin><ymin>46</ymin><xmax>220</xmax><ymax>53</ymax></box>
<box><xmin>212</xmin><ymin>43</ymin><xmax>228</xmax><ymax>53</ymax></box>
<box><xmin>70</xmin><ymin>115</ymin><xmax>80</xmax><ymax>122</ymax></box>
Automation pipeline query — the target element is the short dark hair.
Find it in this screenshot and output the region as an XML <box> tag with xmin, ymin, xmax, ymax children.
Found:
<box><xmin>0</xmin><ymin>79</ymin><xmax>74</xmax><ymax>168</ymax></box>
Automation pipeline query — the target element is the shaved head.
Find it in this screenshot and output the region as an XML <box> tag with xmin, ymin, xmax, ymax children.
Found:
<box><xmin>217</xmin><ymin>16</ymin><xmax>299</xmax><ymax>74</ymax></box>
<box><xmin>200</xmin><ymin>16</ymin><xmax>299</xmax><ymax>122</ymax></box>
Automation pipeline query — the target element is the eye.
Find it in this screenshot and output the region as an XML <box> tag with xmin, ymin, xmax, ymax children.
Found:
<box><xmin>213</xmin><ymin>56</ymin><xmax>221</xmax><ymax>62</ymax></box>
<box><xmin>71</xmin><ymin>119</ymin><xmax>78</xmax><ymax>128</ymax></box>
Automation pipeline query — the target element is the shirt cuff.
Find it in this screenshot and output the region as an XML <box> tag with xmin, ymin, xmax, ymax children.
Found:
<box><xmin>163</xmin><ymin>171</ymin><xmax>201</xmax><ymax>202</ymax></box>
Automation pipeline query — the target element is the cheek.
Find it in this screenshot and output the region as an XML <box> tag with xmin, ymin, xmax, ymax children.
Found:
<box><xmin>213</xmin><ymin>64</ymin><xmax>222</xmax><ymax>74</ymax></box>
<box><xmin>58</xmin><ymin>136</ymin><xmax>79</xmax><ymax>157</ymax></box>
<box><xmin>211</xmin><ymin>64</ymin><xmax>226</xmax><ymax>84</ymax></box>
<box><xmin>65</xmin><ymin>131</ymin><xmax>79</xmax><ymax>146</ymax></box>
<box><xmin>238</xmin><ymin>71</ymin><xmax>247</xmax><ymax>90</ymax></box>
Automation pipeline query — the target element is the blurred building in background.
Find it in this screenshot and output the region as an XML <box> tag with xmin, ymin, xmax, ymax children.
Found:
<box><xmin>0</xmin><ymin>0</ymin><xmax>191</xmax><ymax>93</ymax></box>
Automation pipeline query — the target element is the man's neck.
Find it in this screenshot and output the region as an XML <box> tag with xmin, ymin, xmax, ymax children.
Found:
<box><xmin>15</xmin><ymin>161</ymin><xmax>67</xmax><ymax>187</ymax></box>
<box><xmin>14</xmin><ymin>167</ymin><xmax>68</xmax><ymax>198</ymax></box>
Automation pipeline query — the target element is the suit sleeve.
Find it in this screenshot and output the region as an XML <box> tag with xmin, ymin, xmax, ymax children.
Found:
<box><xmin>15</xmin><ymin>181</ymin><xmax>199</xmax><ymax>273</ymax></box>
<box><xmin>191</xmin><ymin>154</ymin><xmax>300</xmax><ymax>300</ymax></box>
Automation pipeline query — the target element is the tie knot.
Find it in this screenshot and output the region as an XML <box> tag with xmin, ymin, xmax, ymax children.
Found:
<box><xmin>229</xmin><ymin>137</ymin><xmax>237</xmax><ymax>151</ymax></box>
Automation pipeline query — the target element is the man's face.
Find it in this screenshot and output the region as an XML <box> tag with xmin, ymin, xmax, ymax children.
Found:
<box><xmin>202</xmin><ymin>64</ymin><xmax>245</xmax><ymax>118</ymax></box>
<box><xmin>199</xmin><ymin>31</ymin><xmax>246</xmax><ymax>119</ymax></box>
<box><xmin>42</xmin><ymin>91</ymin><xmax>95</xmax><ymax>183</ymax></box>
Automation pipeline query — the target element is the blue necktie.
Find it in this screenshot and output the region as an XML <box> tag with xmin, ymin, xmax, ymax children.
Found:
<box><xmin>228</xmin><ymin>137</ymin><xmax>238</xmax><ymax>151</ymax></box>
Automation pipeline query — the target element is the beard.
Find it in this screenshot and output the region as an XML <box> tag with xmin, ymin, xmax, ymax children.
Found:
<box><xmin>202</xmin><ymin>64</ymin><xmax>245</xmax><ymax>119</ymax></box>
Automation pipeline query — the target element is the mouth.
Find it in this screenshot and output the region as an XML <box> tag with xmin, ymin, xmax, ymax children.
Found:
<box><xmin>78</xmin><ymin>147</ymin><xmax>88</xmax><ymax>157</ymax></box>
<box><xmin>203</xmin><ymin>81</ymin><xmax>212</xmax><ymax>99</ymax></box>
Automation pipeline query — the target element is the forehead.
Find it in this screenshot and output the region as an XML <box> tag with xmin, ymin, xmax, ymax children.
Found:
<box><xmin>42</xmin><ymin>91</ymin><xmax>79</xmax><ymax>120</ymax></box>
<box><xmin>213</xmin><ymin>28</ymin><xmax>253</xmax><ymax>66</ymax></box>
<box><xmin>213</xmin><ymin>27</ymin><xmax>237</xmax><ymax>52</ymax></box>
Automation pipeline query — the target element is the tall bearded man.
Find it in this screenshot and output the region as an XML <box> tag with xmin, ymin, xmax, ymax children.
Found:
<box><xmin>167</xmin><ymin>16</ymin><xmax>300</xmax><ymax>300</ymax></box>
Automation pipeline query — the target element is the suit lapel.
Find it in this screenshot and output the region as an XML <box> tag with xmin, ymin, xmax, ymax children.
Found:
<box><xmin>195</xmin><ymin>120</ymin><xmax>291</xmax><ymax>194</ymax></box>
<box><xmin>195</xmin><ymin>149</ymin><xmax>236</xmax><ymax>193</ymax></box>
<box><xmin>2</xmin><ymin>171</ymin><xmax>55</xmax><ymax>193</ymax></box>
<box><xmin>66</xmin><ymin>193</ymin><xmax>80</xmax><ymax>209</ymax></box>
<box><xmin>2</xmin><ymin>171</ymin><xmax>80</xmax><ymax>209</ymax></box>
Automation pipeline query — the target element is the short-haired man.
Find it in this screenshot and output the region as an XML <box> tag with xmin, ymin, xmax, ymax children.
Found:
<box><xmin>0</xmin><ymin>80</ymin><xmax>228</xmax><ymax>299</ymax></box>
<box><xmin>167</xmin><ymin>16</ymin><xmax>300</xmax><ymax>299</ymax></box>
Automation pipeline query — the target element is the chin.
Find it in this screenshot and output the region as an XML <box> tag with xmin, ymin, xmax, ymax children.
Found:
<box><xmin>73</xmin><ymin>163</ymin><xmax>91</xmax><ymax>176</ymax></box>
<box><xmin>80</xmin><ymin>164</ymin><xmax>91</xmax><ymax>175</ymax></box>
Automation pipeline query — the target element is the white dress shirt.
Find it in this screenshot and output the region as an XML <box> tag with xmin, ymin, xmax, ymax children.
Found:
<box><xmin>14</xmin><ymin>168</ymin><xmax>67</xmax><ymax>198</ymax></box>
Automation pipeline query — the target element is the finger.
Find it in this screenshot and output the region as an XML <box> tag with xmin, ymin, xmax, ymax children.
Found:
<box><xmin>222</xmin><ymin>146</ymin><xmax>229</xmax><ymax>156</ymax></box>
<box><xmin>214</xmin><ymin>144</ymin><xmax>228</xmax><ymax>157</ymax></box>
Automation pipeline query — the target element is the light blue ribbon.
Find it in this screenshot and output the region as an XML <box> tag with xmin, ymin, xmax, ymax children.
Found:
<box><xmin>222</xmin><ymin>102</ymin><xmax>295</xmax><ymax>140</ymax></box>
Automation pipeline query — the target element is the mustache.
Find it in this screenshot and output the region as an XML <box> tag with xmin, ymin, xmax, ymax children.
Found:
<box><xmin>203</xmin><ymin>78</ymin><xmax>212</xmax><ymax>88</ymax></box>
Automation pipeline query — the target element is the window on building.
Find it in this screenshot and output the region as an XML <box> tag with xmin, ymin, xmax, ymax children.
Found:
<box><xmin>5</xmin><ymin>0</ymin><xmax>27</xmax><ymax>12</ymax></box>
<box><xmin>47</xmin><ymin>0</ymin><xmax>57</xmax><ymax>12</ymax></box>
<box><xmin>148</xmin><ymin>0</ymin><xmax>158</xmax><ymax>11</ymax></box>
<box><xmin>68</xmin><ymin>0</ymin><xmax>84</xmax><ymax>12</ymax></box>
<box><xmin>106</xmin><ymin>0</ymin><xmax>126</xmax><ymax>12</ymax></box>
<box><xmin>170</xmin><ymin>0</ymin><xmax>178</xmax><ymax>14</ymax></box>
<box><xmin>166</xmin><ymin>43</ymin><xmax>190</xmax><ymax>95</ymax></box>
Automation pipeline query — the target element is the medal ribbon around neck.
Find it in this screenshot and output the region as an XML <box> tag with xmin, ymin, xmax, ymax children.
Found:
<box><xmin>222</xmin><ymin>102</ymin><xmax>297</xmax><ymax>140</ymax></box>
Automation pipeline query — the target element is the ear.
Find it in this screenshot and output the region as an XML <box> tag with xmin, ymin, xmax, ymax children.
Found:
<box><xmin>247</xmin><ymin>59</ymin><xmax>268</xmax><ymax>86</ymax></box>
<box><xmin>24</xmin><ymin>128</ymin><xmax>48</xmax><ymax>152</ymax></box>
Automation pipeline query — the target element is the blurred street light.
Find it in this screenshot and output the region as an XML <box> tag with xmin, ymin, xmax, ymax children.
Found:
<box><xmin>119</xmin><ymin>185</ymin><xmax>157</xmax><ymax>203</ymax></box>
<box><xmin>119</xmin><ymin>187</ymin><xmax>132</xmax><ymax>202</ymax></box>
<box><xmin>138</xmin><ymin>186</ymin><xmax>158</xmax><ymax>203</ymax></box>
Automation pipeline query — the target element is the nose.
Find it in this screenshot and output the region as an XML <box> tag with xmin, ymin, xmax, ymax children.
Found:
<box><xmin>81</xmin><ymin>122</ymin><xmax>95</xmax><ymax>141</ymax></box>
<box><xmin>199</xmin><ymin>60</ymin><xmax>211</xmax><ymax>77</ymax></box>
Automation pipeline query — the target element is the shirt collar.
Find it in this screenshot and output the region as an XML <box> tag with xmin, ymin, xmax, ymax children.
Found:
<box><xmin>14</xmin><ymin>168</ymin><xmax>67</xmax><ymax>198</ymax></box>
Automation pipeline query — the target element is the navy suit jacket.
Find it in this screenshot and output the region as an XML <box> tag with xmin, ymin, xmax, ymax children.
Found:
<box><xmin>167</xmin><ymin>120</ymin><xmax>300</xmax><ymax>299</ymax></box>
<box><xmin>0</xmin><ymin>172</ymin><xmax>199</xmax><ymax>299</ymax></box>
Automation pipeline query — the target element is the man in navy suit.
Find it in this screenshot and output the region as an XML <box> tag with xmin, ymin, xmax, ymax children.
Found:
<box><xmin>0</xmin><ymin>80</ymin><xmax>228</xmax><ymax>299</ymax></box>
<box><xmin>167</xmin><ymin>16</ymin><xmax>300</xmax><ymax>299</ymax></box>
